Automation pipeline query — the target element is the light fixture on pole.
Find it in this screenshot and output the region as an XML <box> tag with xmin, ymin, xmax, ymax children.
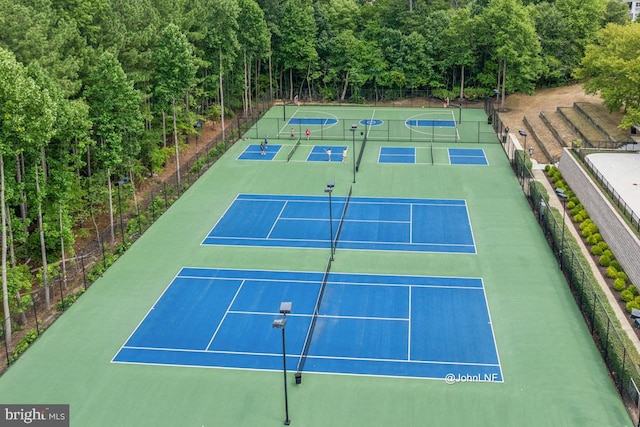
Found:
<box><xmin>350</xmin><ymin>124</ymin><xmax>357</xmax><ymax>184</ymax></box>
<box><xmin>115</xmin><ymin>177</ymin><xmax>129</xmax><ymax>245</ymax></box>
<box><xmin>272</xmin><ymin>302</ymin><xmax>292</xmax><ymax>426</ymax></box>
<box><xmin>518</xmin><ymin>129</ymin><xmax>528</xmax><ymax>152</ymax></box>
<box><xmin>557</xmin><ymin>191</ymin><xmax>568</xmax><ymax>270</ymax></box>
<box><xmin>324</xmin><ymin>181</ymin><xmax>335</xmax><ymax>260</ymax></box>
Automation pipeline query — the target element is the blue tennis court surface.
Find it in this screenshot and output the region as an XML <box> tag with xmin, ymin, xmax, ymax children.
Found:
<box><xmin>288</xmin><ymin>118</ymin><xmax>338</xmax><ymax>126</ymax></box>
<box><xmin>449</xmin><ymin>148</ymin><xmax>488</xmax><ymax>165</ymax></box>
<box><xmin>307</xmin><ymin>145</ymin><xmax>347</xmax><ymax>162</ymax></box>
<box><xmin>203</xmin><ymin>194</ymin><xmax>476</xmax><ymax>253</ymax></box>
<box><xmin>379</xmin><ymin>147</ymin><xmax>416</xmax><ymax>164</ymax></box>
<box><xmin>112</xmin><ymin>268</ymin><xmax>502</xmax><ymax>382</ymax></box>
<box><xmin>237</xmin><ymin>144</ymin><xmax>282</xmax><ymax>160</ymax></box>
<box><xmin>406</xmin><ymin>119</ymin><xmax>456</xmax><ymax>128</ymax></box>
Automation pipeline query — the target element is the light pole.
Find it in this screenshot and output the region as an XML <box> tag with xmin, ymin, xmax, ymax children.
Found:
<box><xmin>325</xmin><ymin>181</ymin><xmax>335</xmax><ymax>259</ymax></box>
<box><xmin>350</xmin><ymin>124</ymin><xmax>357</xmax><ymax>183</ymax></box>
<box><xmin>115</xmin><ymin>177</ymin><xmax>128</xmax><ymax>246</ymax></box>
<box><xmin>273</xmin><ymin>301</ymin><xmax>292</xmax><ymax>426</ymax></box>
<box><xmin>558</xmin><ymin>191</ymin><xmax>568</xmax><ymax>270</ymax></box>
<box><xmin>518</xmin><ymin>129</ymin><xmax>528</xmax><ymax>152</ymax></box>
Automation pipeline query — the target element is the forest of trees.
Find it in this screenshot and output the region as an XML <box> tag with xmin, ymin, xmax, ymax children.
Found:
<box><xmin>0</xmin><ymin>0</ymin><xmax>636</xmax><ymax>349</ymax></box>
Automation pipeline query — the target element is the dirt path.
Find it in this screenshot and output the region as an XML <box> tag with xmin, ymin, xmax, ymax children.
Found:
<box><xmin>498</xmin><ymin>84</ymin><xmax>603</xmax><ymax>163</ymax></box>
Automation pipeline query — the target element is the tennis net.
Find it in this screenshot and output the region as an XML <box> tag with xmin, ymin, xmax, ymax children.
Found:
<box><xmin>296</xmin><ymin>255</ymin><xmax>332</xmax><ymax>375</ymax></box>
<box><xmin>287</xmin><ymin>137</ymin><xmax>301</xmax><ymax>162</ymax></box>
<box><xmin>333</xmin><ymin>185</ymin><xmax>353</xmax><ymax>250</ymax></box>
<box><xmin>431</xmin><ymin>143</ymin><xmax>434</xmax><ymax>165</ymax></box>
<box><xmin>355</xmin><ymin>136</ymin><xmax>367</xmax><ymax>172</ymax></box>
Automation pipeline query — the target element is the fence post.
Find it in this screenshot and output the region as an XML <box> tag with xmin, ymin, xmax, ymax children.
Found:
<box><xmin>32</xmin><ymin>295</ymin><xmax>40</xmax><ymax>336</ymax></box>
<box><xmin>590</xmin><ymin>290</ymin><xmax>597</xmax><ymax>334</ymax></box>
<box><xmin>1</xmin><ymin>318</ymin><xmax>9</xmax><ymax>367</ymax></box>
<box><xmin>58</xmin><ymin>272</ymin><xmax>65</xmax><ymax>311</ymax></box>
<box><xmin>80</xmin><ymin>253</ymin><xmax>87</xmax><ymax>290</ymax></box>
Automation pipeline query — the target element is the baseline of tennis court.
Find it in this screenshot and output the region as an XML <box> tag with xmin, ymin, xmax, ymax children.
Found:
<box><xmin>202</xmin><ymin>194</ymin><xmax>476</xmax><ymax>254</ymax></box>
<box><xmin>112</xmin><ymin>268</ymin><xmax>502</xmax><ymax>381</ymax></box>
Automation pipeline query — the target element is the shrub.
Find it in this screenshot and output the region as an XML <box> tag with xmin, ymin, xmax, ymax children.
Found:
<box><xmin>602</xmin><ymin>249</ymin><xmax>613</xmax><ymax>259</ymax></box>
<box><xmin>579</xmin><ymin>219</ymin><xmax>593</xmax><ymax>230</ymax></box>
<box><xmin>613</xmin><ymin>278</ymin><xmax>627</xmax><ymax>291</ymax></box>
<box><xmin>617</xmin><ymin>271</ymin><xmax>629</xmax><ymax>282</ymax></box>
<box><xmin>628</xmin><ymin>284</ymin><xmax>639</xmax><ymax>296</ymax></box>
<box><xmin>566</xmin><ymin>201</ymin><xmax>576</xmax><ymax>210</ymax></box>
<box><xmin>613</xmin><ymin>277</ymin><xmax>626</xmax><ymax>290</ymax></box>
<box><xmin>606</xmin><ymin>266</ymin><xmax>619</xmax><ymax>279</ymax></box>
<box><xmin>581</xmin><ymin>224</ymin><xmax>597</xmax><ymax>238</ymax></box>
<box><xmin>627</xmin><ymin>300</ymin><xmax>640</xmax><ymax>313</ymax></box>
<box><xmin>610</xmin><ymin>260</ymin><xmax>622</xmax><ymax>270</ymax></box>
<box><xmin>598</xmin><ymin>242</ymin><xmax>609</xmax><ymax>252</ymax></box>
<box><xmin>591</xmin><ymin>245</ymin><xmax>604</xmax><ymax>256</ymax></box>
<box><xmin>586</xmin><ymin>233</ymin><xmax>602</xmax><ymax>245</ymax></box>
<box><xmin>600</xmin><ymin>253</ymin><xmax>612</xmax><ymax>267</ymax></box>
<box><xmin>621</xmin><ymin>289</ymin><xmax>634</xmax><ymax>302</ymax></box>
<box><xmin>8</xmin><ymin>329</ymin><xmax>39</xmax><ymax>363</ymax></box>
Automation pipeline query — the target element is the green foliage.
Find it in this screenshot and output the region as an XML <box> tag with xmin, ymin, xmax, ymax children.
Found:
<box><xmin>610</xmin><ymin>260</ymin><xmax>622</xmax><ymax>270</ymax></box>
<box><xmin>599</xmin><ymin>253</ymin><xmax>612</xmax><ymax>267</ymax></box>
<box><xmin>579</xmin><ymin>218</ymin><xmax>593</xmax><ymax>229</ymax></box>
<box><xmin>618</xmin><ymin>272</ymin><xmax>629</xmax><ymax>283</ymax></box>
<box><xmin>586</xmin><ymin>233</ymin><xmax>602</xmax><ymax>245</ymax></box>
<box><xmin>8</xmin><ymin>329</ymin><xmax>40</xmax><ymax>363</ymax></box>
<box><xmin>621</xmin><ymin>289</ymin><xmax>634</xmax><ymax>302</ymax></box>
<box><xmin>628</xmin><ymin>284</ymin><xmax>638</xmax><ymax>296</ymax></box>
<box><xmin>57</xmin><ymin>289</ymin><xmax>85</xmax><ymax>311</ymax></box>
<box><xmin>575</xmin><ymin>23</ymin><xmax>640</xmax><ymax>128</ymax></box>
<box><xmin>591</xmin><ymin>245</ymin><xmax>603</xmax><ymax>256</ymax></box>
<box><xmin>606</xmin><ymin>266</ymin><xmax>618</xmax><ymax>279</ymax></box>
<box><xmin>627</xmin><ymin>300</ymin><xmax>640</xmax><ymax>313</ymax></box>
<box><xmin>613</xmin><ymin>278</ymin><xmax>627</xmax><ymax>291</ymax></box>
<box><xmin>613</xmin><ymin>277</ymin><xmax>626</xmax><ymax>289</ymax></box>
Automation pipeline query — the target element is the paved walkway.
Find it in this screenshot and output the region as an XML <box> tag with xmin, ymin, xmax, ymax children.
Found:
<box><xmin>533</xmin><ymin>165</ymin><xmax>640</xmax><ymax>349</ymax></box>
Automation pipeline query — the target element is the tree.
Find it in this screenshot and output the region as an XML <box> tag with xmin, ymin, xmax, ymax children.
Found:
<box><xmin>574</xmin><ymin>23</ymin><xmax>640</xmax><ymax>129</ymax></box>
<box><xmin>204</xmin><ymin>0</ymin><xmax>241</xmax><ymax>141</ymax></box>
<box><xmin>83</xmin><ymin>51</ymin><xmax>143</xmax><ymax>243</ymax></box>
<box><xmin>152</xmin><ymin>24</ymin><xmax>197</xmax><ymax>189</ymax></box>
<box><xmin>272</xmin><ymin>0</ymin><xmax>317</xmax><ymax>99</ymax></box>
<box><xmin>237</xmin><ymin>0</ymin><xmax>270</xmax><ymax>115</ymax></box>
<box><xmin>0</xmin><ymin>49</ymin><xmax>54</xmax><ymax>348</ymax></box>
<box><xmin>476</xmin><ymin>0</ymin><xmax>543</xmax><ymax>109</ymax></box>
<box><xmin>443</xmin><ymin>7</ymin><xmax>474</xmax><ymax>98</ymax></box>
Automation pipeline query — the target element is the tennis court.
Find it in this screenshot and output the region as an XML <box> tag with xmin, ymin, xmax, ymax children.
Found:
<box><xmin>202</xmin><ymin>194</ymin><xmax>475</xmax><ymax>253</ymax></box>
<box><xmin>378</xmin><ymin>147</ymin><xmax>488</xmax><ymax>165</ymax></box>
<box><xmin>0</xmin><ymin>104</ymin><xmax>630</xmax><ymax>426</ymax></box>
<box><xmin>113</xmin><ymin>267</ymin><xmax>501</xmax><ymax>381</ymax></box>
